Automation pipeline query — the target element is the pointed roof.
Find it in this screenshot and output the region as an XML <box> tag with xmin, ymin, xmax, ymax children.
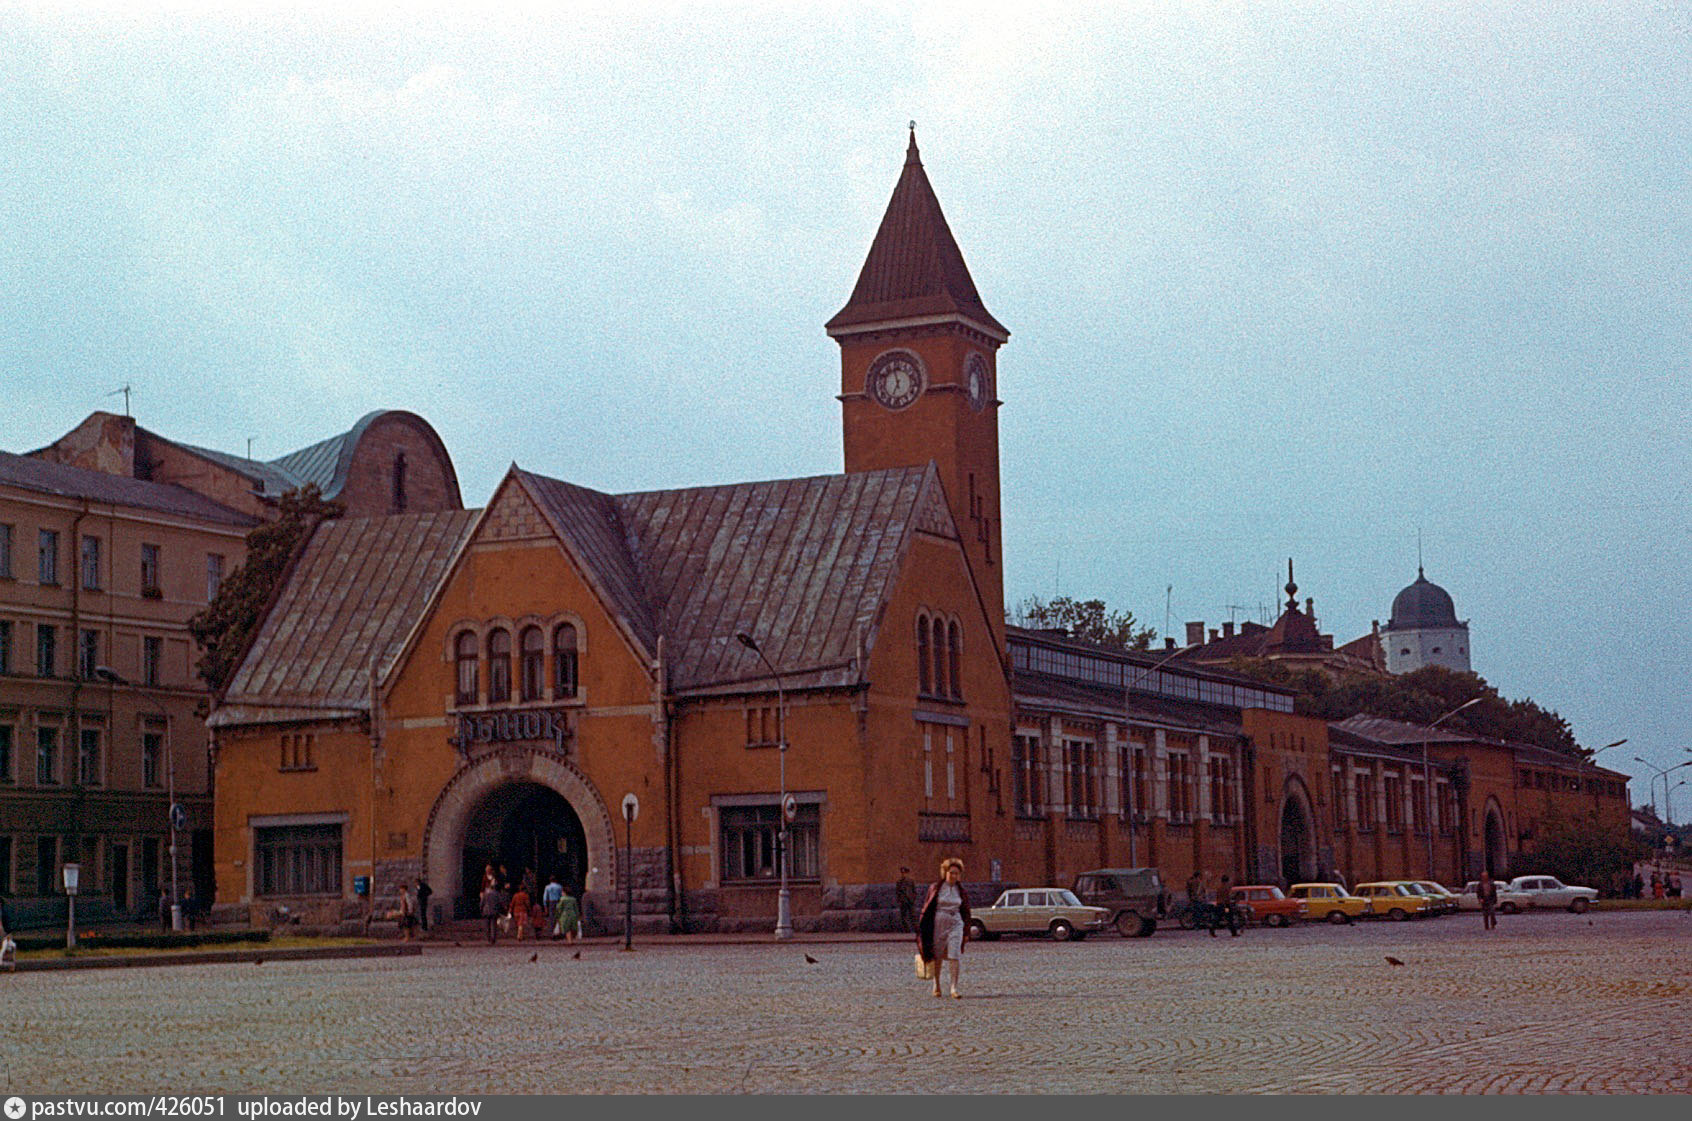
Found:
<box><xmin>826</xmin><ymin>130</ymin><xmax>1007</xmax><ymax>339</ymax></box>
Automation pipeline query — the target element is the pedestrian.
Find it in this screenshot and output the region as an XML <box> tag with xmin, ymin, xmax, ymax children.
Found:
<box><xmin>157</xmin><ymin>889</ymin><xmax>171</xmax><ymax>933</ymax></box>
<box><xmin>181</xmin><ymin>886</ymin><xmax>198</xmax><ymax>931</ymax></box>
<box><xmin>1478</xmin><ymin>869</ymin><xmax>1498</xmax><ymax>931</ymax></box>
<box><xmin>1631</xmin><ymin>872</ymin><xmax>1644</xmax><ymax>900</ymax></box>
<box><xmin>1671</xmin><ymin>873</ymin><xmax>1683</xmax><ymax>900</ymax></box>
<box><xmin>480</xmin><ymin>881</ymin><xmax>502</xmax><ymax>944</ymax></box>
<box><xmin>916</xmin><ymin>857</ymin><xmax>972</xmax><ymax>1000</ymax></box>
<box><xmin>398</xmin><ymin>883</ymin><xmax>417</xmax><ymax>942</ymax></box>
<box><xmin>415</xmin><ymin>877</ymin><xmax>433</xmax><ymax>932</ymax></box>
<box><xmin>510</xmin><ymin>882</ymin><xmax>532</xmax><ymax>942</ymax></box>
<box><xmin>553</xmin><ymin>885</ymin><xmax>581</xmax><ymax>944</ymax></box>
<box><xmin>895</xmin><ymin>867</ymin><xmax>918</xmax><ymax>933</ymax></box>
<box><xmin>1211</xmin><ymin>874</ymin><xmax>1240</xmax><ymax>937</ymax></box>
<box><xmin>481</xmin><ymin>864</ymin><xmax>497</xmax><ymax>893</ymax></box>
<box><xmin>1652</xmin><ymin>872</ymin><xmax>1665</xmax><ymax>900</ymax></box>
<box><xmin>1185</xmin><ymin>871</ymin><xmax>1203</xmax><ymax>907</ymax></box>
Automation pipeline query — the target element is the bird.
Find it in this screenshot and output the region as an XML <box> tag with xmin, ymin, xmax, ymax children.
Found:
<box><xmin>253</xmin><ymin>958</ymin><xmax>264</xmax><ymax>965</ymax></box>
<box><xmin>452</xmin><ymin>941</ymin><xmax>462</xmax><ymax>947</ymax></box>
<box><xmin>571</xmin><ymin>950</ymin><xmax>582</xmax><ymax>960</ymax></box>
<box><xmin>528</xmin><ymin>952</ymin><xmax>539</xmax><ymax>963</ymax></box>
<box><xmin>803</xmin><ymin>953</ymin><xmax>819</xmax><ymax>964</ymax></box>
<box><xmin>1385</xmin><ymin>956</ymin><xmax>1405</xmax><ymax>967</ymax></box>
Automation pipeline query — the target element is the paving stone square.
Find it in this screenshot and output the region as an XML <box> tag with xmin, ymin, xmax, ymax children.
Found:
<box><xmin>4</xmin><ymin>910</ymin><xmax>1689</xmax><ymax>1094</ymax></box>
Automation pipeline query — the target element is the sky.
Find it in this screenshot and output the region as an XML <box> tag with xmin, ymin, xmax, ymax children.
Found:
<box><xmin>3</xmin><ymin>2</ymin><xmax>1689</xmax><ymax>810</ymax></box>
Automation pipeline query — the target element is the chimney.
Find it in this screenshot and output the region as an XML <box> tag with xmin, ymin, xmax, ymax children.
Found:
<box><xmin>1164</xmin><ymin>637</ymin><xmax>1176</xmax><ymax>651</ymax></box>
<box><xmin>1185</xmin><ymin>621</ymin><xmax>1205</xmax><ymax>647</ymax></box>
<box><xmin>1209</xmin><ymin>628</ymin><xmax>1219</xmax><ymax>642</ymax></box>
<box><xmin>1305</xmin><ymin>597</ymin><xmax>1315</xmax><ymax>619</ymax></box>
<box><xmin>1222</xmin><ymin>621</ymin><xmax>1235</xmax><ymax>638</ymax></box>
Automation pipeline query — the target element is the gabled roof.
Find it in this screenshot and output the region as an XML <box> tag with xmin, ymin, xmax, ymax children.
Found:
<box><xmin>826</xmin><ymin>131</ymin><xmax>1007</xmax><ymax>338</ymax></box>
<box><xmin>0</xmin><ymin>450</ymin><xmax>256</xmax><ymax>527</ymax></box>
<box><xmin>211</xmin><ymin>509</ymin><xmax>479</xmax><ymax>725</ymax></box>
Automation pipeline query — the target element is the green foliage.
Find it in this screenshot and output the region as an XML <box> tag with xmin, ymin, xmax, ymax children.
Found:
<box><xmin>11</xmin><ymin>929</ymin><xmax>270</xmax><ymax>953</ymax></box>
<box><xmin>1012</xmin><ymin>595</ymin><xmax>1157</xmax><ymax>651</ymax></box>
<box><xmin>1220</xmin><ymin>659</ymin><xmax>1582</xmax><ymax>757</ymax></box>
<box><xmin>188</xmin><ymin>485</ymin><xmax>344</xmax><ymax>693</ymax></box>
<box><xmin>1515</xmin><ymin>810</ymin><xmax>1650</xmax><ymax>892</ymax></box>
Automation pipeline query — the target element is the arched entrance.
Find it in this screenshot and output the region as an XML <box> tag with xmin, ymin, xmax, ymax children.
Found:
<box><xmin>1483</xmin><ymin>800</ymin><xmax>1507</xmax><ymax>878</ymax></box>
<box><xmin>458</xmin><ymin>782</ymin><xmax>588</xmax><ymax>914</ymax></box>
<box><xmin>1279</xmin><ymin>781</ymin><xmax>1316</xmax><ymax>886</ymax></box>
<box><xmin>422</xmin><ymin>749</ymin><xmax>619</xmax><ymax>920</ymax></box>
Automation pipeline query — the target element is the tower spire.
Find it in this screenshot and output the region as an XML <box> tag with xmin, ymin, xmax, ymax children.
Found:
<box><xmin>1285</xmin><ymin>558</ymin><xmax>1298</xmax><ymax>612</ymax></box>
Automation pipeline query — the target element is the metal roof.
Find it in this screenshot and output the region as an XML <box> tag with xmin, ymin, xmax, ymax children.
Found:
<box><xmin>0</xmin><ymin>450</ymin><xmax>256</xmax><ymax>526</ymax></box>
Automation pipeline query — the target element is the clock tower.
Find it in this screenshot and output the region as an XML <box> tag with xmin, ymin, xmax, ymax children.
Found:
<box><xmin>827</xmin><ymin>129</ymin><xmax>1009</xmax><ymax>654</ymax></box>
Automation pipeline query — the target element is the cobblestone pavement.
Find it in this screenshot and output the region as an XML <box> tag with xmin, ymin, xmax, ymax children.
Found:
<box><xmin>3</xmin><ymin>910</ymin><xmax>1689</xmax><ymax>1094</ymax></box>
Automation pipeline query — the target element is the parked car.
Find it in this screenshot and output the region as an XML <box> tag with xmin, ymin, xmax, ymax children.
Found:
<box><xmin>1229</xmin><ymin>884</ymin><xmax>1306</xmax><ymax>927</ymax></box>
<box><xmin>968</xmin><ymin>888</ymin><xmax>1111</xmax><ymax>941</ymax></box>
<box><xmin>1455</xmin><ymin>880</ymin><xmax>1531</xmax><ymax>912</ymax></box>
<box><xmin>1288</xmin><ymin>882</ymin><xmax>1374</xmax><ymax>924</ymax></box>
<box><xmin>1072</xmin><ymin>867</ymin><xmax>1164</xmax><ymax>937</ymax></box>
<box><xmin>1503</xmin><ymin>875</ymin><xmax>1599</xmax><ymax>913</ymax></box>
<box><xmin>1406</xmin><ymin>881</ymin><xmax>1460</xmax><ymax>915</ymax></box>
<box><xmin>1353</xmin><ymin>881</ymin><xmax>1437</xmax><ymax>921</ymax></box>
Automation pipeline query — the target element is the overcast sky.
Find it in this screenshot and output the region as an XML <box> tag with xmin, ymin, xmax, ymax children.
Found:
<box><xmin>4</xmin><ymin>2</ymin><xmax>1688</xmax><ymax>809</ymax></box>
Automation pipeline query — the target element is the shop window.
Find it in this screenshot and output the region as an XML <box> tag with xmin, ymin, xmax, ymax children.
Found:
<box><xmin>719</xmin><ymin>803</ymin><xmax>819</xmax><ymax>882</ymax></box>
<box><xmin>454</xmin><ymin>631</ymin><xmax>478</xmax><ymax>705</ymax></box>
<box><xmin>519</xmin><ymin>626</ymin><xmax>544</xmax><ymax>701</ymax></box>
<box><xmin>255</xmin><ymin>823</ymin><xmax>343</xmax><ymax>896</ymax></box>
<box><xmin>553</xmin><ymin>623</ymin><xmax>579</xmax><ymax>698</ymax></box>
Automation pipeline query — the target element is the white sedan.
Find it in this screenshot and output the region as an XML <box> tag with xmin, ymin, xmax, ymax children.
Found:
<box><xmin>1454</xmin><ymin>880</ymin><xmax>1530</xmax><ymax>912</ymax></box>
<box><xmin>1502</xmin><ymin>875</ymin><xmax>1599</xmax><ymax>913</ymax></box>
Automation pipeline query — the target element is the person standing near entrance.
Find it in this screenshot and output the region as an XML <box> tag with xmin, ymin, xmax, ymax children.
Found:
<box><xmin>917</xmin><ymin>858</ymin><xmax>972</xmax><ymax>1000</ymax></box>
<box><xmin>553</xmin><ymin>886</ymin><xmax>581</xmax><ymax>944</ymax></box>
<box><xmin>542</xmin><ymin>875</ymin><xmax>564</xmax><ymax>929</ymax></box>
<box><xmin>895</xmin><ymin>868</ymin><xmax>918</xmax><ymax>932</ymax></box>
<box><xmin>509</xmin><ymin>882</ymin><xmax>532</xmax><ymax>942</ymax></box>
<box><xmin>415</xmin><ymin>878</ymin><xmax>433</xmax><ymax>932</ymax></box>
<box><xmin>480</xmin><ymin>881</ymin><xmax>503</xmax><ymax>944</ymax></box>
<box><xmin>398</xmin><ymin>883</ymin><xmax>417</xmax><ymax>942</ymax></box>
<box><xmin>1478</xmin><ymin>870</ymin><xmax>1499</xmax><ymax>931</ymax></box>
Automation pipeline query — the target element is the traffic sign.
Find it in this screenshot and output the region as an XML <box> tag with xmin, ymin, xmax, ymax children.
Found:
<box><xmin>622</xmin><ymin>793</ymin><xmax>640</xmax><ymax>822</ymax></box>
<box><xmin>782</xmin><ymin>793</ymin><xmax>798</xmax><ymax>823</ymax></box>
<box><xmin>169</xmin><ymin>803</ymin><xmax>187</xmax><ymax>830</ymax></box>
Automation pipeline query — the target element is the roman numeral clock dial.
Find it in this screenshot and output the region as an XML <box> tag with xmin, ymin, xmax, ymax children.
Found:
<box><xmin>867</xmin><ymin>349</ymin><xmax>925</xmax><ymax>410</ymax></box>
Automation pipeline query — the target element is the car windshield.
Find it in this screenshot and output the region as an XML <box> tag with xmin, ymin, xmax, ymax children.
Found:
<box><xmin>1054</xmin><ymin>889</ymin><xmax>1082</xmax><ymax>907</ymax></box>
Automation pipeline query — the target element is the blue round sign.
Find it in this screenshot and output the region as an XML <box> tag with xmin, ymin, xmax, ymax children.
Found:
<box><xmin>170</xmin><ymin>803</ymin><xmax>187</xmax><ymax>830</ymax></box>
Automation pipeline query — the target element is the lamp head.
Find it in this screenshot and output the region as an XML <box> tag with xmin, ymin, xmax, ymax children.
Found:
<box><xmin>735</xmin><ymin>632</ymin><xmax>759</xmax><ymax>653</ymax></box>
<box><xmin>93</xmin><ymin>665</ymin><xmax>125</xmax><ymax>685</ymax></box>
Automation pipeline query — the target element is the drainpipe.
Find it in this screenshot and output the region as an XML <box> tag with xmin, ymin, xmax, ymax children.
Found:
<box><xmin>656</xmin><ymin>636</ymin><xmax>681</xmax><ymax>933</ymax></box>
<box><xmin>69</xmin><ymin>502</ymin><xmax>89</xmax><ymax>890</ymax></box>
<box><xmin>368</xmin><ymin>657</ymin><xmax>381</xmax><ymax>922</ymax></box>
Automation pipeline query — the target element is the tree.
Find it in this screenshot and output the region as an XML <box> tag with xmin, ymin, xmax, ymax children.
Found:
<box><xmin>188</xmin><ymin>485</ymin><xmax>344</xmax><ymax>693</ymax></box>
<box><xmin>1516</xmin><ymin>809</ymin><xmax>1649</xmax><ymax>893</ymax></box>
<box><xmin>1011</xmin><ymin>595</ymin><xmax>1157</xmax><ymax>652</ymax></box>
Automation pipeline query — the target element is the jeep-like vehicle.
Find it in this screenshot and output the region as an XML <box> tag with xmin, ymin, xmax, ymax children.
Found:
<box><xmin>1072</xmin><ymin>867</ymin><xmax>1164</xmax><ymax>937</ymax></box>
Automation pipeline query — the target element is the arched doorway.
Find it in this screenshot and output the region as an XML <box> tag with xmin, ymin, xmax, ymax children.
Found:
<box><xmin>1483</xmin><ymin>801</ymin><xmax>1507</xmax><ymax>878</ymax></box>
<box><xmin>458</xmin><ymin>782</ymin><xmax>588</xmax><ymax>915</ymax></box>
<box><xmin>422</xmin><ymin>749</ymin><xmax>619</xmax><ymax>921</ymax></box>
<box><xmin>1279</xmin><ymin>781</ymin><xmax>1315</xmax><ymax>886</ymax></box>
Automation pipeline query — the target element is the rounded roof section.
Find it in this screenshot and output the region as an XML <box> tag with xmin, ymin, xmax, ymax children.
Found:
<box><xmin>1386</xmin><ymin>569</ymin><xmax>1461</xmax><ymax>630</ymax></box>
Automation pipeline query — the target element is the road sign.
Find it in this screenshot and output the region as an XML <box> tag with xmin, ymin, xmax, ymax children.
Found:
<box><xmin>782</xmin><ymin>793</ymin><xmax>798</xmax><ymax>823</ymax></box>
<box><xmin>622</xmin><ymin>793</ymin><xmax>640</xmax><ymax>822</ymax></box>
<box><xmin>169</xmin><ymin>803</ymin><xmax>187</xmax><ymax>830</ymax></box>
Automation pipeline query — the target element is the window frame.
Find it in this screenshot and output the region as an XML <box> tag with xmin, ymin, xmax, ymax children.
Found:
<box><xmin>140</xmin><ymin>542</ymin><xmax>161</xmax><ymax>596</ymax></box>
<box><xmin>453</xmin><ymin>631</ymin><xmax>479</xmax><ymax>705</ymax></box>
<box><xmin>486</xmin><ymin>628</ymin><xmax>512</xmax><ymax>704</ymax></box>
<box><xmin>80</xmin><ymin>535</ymin><xmax>101</xmax><ymax>591</ymax></box>
<box><xmin>552</xmin><ymin>623</ymin><xmax>579</xmax><ymax>699</ymax></box>
<box><xmin>518</xmin><ymin>625</ymin><xmax>545</xmax><ymax>702</ymax></box>
<box><xmin>717</xmin><ymin>801</ymin><xmax>821</xmax><ymax>883</ymax></box>
<box><xmin>38</xmin><ymin>529</ymin><xmax>59</xmax><ymax>585</ymax></box>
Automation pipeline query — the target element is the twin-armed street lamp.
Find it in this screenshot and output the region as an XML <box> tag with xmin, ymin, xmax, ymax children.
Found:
<box><xmin>94</xmin><ymin>666</ymin><xmax>181</xmax><ymax>932</ymax></box>
<box><xmin>1634</xmin><ymin>753</ymin><xmax>1692</xmax><ymax>826</ymax></box>
<box><xmin>735</xmin><ymin>631</ymin><xmax>793</xmax><ymax>941</ymax></box>
<box><xmin>1421</xmin><ymin>697</ymin><xmax>1482</xmax><ymax>881</ymax></box>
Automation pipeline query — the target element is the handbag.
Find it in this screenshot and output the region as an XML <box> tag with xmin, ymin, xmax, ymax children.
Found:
<box><xmin>913</xmin><ymin>952</ymin><xmax>936</xmax><ymax>981</ymax></box>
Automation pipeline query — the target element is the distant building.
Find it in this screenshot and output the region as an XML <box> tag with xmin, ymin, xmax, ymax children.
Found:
<box><xmin>1381</xmin><ymin>567</ymin><xmax>1471</xmax><ymax>675</ymax></box>
<box><xmin>1173</xmin><ymin>561</ymin><xmax>1386</xmax><ymax>679</ymax></box>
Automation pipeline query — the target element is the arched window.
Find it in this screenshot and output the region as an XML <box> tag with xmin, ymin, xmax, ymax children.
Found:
<box><xmin>930</xmin><ymin>616</ymin><xmax>948</xmax><ymax>698</ymax></box>
<box><xmin>916</xmin><ymin>614</ymin><xmax>931</xmax><ymax>695</ymax></box>
<box><xmin>553</xmin><ymin>623</ymin><xmax>579</xmax><ymax>699</ymax></box>
<box><xmin>519</xmin><ymin>626</ymin><xmax>545</xmax><ymax>702</ymax></box>
<box><xmin>454</xmin><ymin>631</ymin><xmax>478</xmax><ymax>705</ymax></box>
<box><xmin>947</xmin><ymin>620</ymin><xmax>962</xmax><ymax>699</ymax></box>
<box><xmin>487</xmin><ymin>628</ymin><xmax>512</xmax><ymax>703</ymax></box>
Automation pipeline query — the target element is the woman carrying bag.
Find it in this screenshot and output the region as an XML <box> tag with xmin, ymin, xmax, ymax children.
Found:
<box><xmin>916</xmin><ymin>857</ymin><xmax>972</xmax><ymax>999</ymax></box>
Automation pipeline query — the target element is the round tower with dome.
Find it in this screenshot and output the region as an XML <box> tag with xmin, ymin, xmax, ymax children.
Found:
<box><xmin>1382</xmin><ymin>567</ymin><xmax>1471</xmax><ymax>674</ymax></box>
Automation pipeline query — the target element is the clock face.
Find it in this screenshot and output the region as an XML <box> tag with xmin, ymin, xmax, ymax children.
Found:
<box><xmin>867</xmin><ymin>350</ymin><xmax>926</xmax><ymax>410</ymax></box>
<box><xmin>965</xmin><ymin>353</ymin><xmax>991</xmax><ymax>412</ymax></box>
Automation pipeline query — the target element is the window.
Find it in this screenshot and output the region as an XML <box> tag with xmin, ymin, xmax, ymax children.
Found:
<box><xmin>81</xmin><ymin>535</ymin><xmax>101</xmax><ymax>590</ymax></box>
<box><xmin>745</xmin><ymin>706</ymin><xmax>777</xmax><ymax>747</ymax></box>
<box><xmin>1210</xmin><ymin>757</ymin><xmax>1235</xmax><ymax>824</ymax></box>
<box><xmin>519</xmin><ymin>626</ymin><xmax>544</xmax><ymax>701</ymax></box>
<box><xmin>142</xmin><ymin>636</ymin><xmax>162</xmax><ymax>687</ymax></box>
<box><xmin>916</xmin><ymin>615</ymin><xmax>931</xmax><ymax>695</ymax></box>
<box><xmin>0</xmin><ymin>523</ymin><xmax>12</xmax><ymax>578</ymax></box>
<box><xmin>1065</xmin><ymin>739</ymin><xmax>1097</xmax><ymax>818</ymax></box>
<box><xmin>947</xmin><ymin>621</ymin><xmax>962</xmax><ymax>699</ymax></box>
<box><xmin>553</xmin><ymin>623</ymin><xmax>579</xmax><ymax>698</ymax></box>
<box><xmin>0</xmin><ymin>619</ymin><xmax>11</xmax><ymax>673</ymax></box>
<box><xmin>1012</xmin><ymin>733</ymin><xmax>1042</xmax><ymax>817</ymax></box>
<box><xmin>79</xmin><ymin>629</ymin><xmax>99</xmax><ymax>680</ymax></box>
<box><xmin>1132</xmin><ymin>745</ymin><xmax>1149</xmax><ymax>819</ymax></box>
<box><xmin>391</xmin><ymin>452</ymin><xmax>408</xmax><ymax>513</ymax></box>
<box><xmin>140</xmin><ymin>543</ymin><xmax>160</xmax><ymax>596</ymax></box>
<box><xmin>1168</xmin><ymin>753</ymin><xmax>1193</xmax><ymax>824</ymax></box>
<box><xmin>486</xmin><ymin>629</ymin><xmax>512</xmax><ymax>703</ymax></box>
<box><xmin>0</xmin><ymin>724</ymin><xmax>12</xmax><ymax>782</ymax></box>
<box><xmin>719</xmin><ymin>802</ymin><xmax>820</xmax><ymax>881</ymax></box>
<box><xmin>36</xmin><ymin>624</ymin><xmax>55</xmax><ymax>677</ymax></box>
<box><xmin>78</xmin><ymin>728</ymin><xmax>101</xmax><ymax>786</ymax></box>
<box><xmin>255</xmin><ymin>823</ymin><xmax>343</xmax><ymax>896</ymax></box>
<box><xmin>0</xmin><ymin>836</ymin><xmax>10</xmax><ymax>895</ymax></box>
<box><xmin>1410</xmin><ymin>776</ymin><xmax>1428</xmax><ymax>833</ymax></box>
<box><xmin>1384</xmin><ymin>775</ymin><xmax>1404</xmax><ymax>833</ymax></box>
<box><xmin>931</xmin><ymin>617</ymin><xmax>948</xmax><ymax>698</ymax></box>
<box><xmin>1331</xmin><ymin>767</ymin><xmax>1347</xmax><ymax>827</ymax></box>
<box><xmin>36</xmin><ymin>726</ymin><xmax>59</xmax><ymax>785</ymax></box>
<box><xmin>206</xmin><ymin>554</ymin><xmax>224</xmax><ymax>601</ymax></box>
<box><xmin>37</xmin><ymin>835</ymin><xmax>59</xmax><ymax>894</ymax></box>
<box><xmin>38</xmin><ymin>529</ymin><xmax>59</xmax><ymax>585</ymax></box>
<box><xmin>454</xmin><ymin>631</ymin><xmax>478</xmax><ymax>704</ymax></box>
<box><xmin>1356</xmin><ymin>772</ymin><xmax>1376</xmax><ymax>831</ymax></box>
<box><xmin>1437</xmin><ymin>782</ymin><xmax>1456</xmax><ymax>835</ymax></box>
<box><xmin>142</xmin><ymin>731</ymin><xmax>162</xmax><ymax>788</ymax></box>
<box><xmin>280</xmin><ymin>732</ymin><xmax>315</xmax><ymax>771</ymax></box>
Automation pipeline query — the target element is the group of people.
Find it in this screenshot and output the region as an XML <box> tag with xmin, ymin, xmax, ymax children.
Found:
<box><xmin>1183</xmin><ymin>871</ymin><xmax>1244</xmax><ymax>937</ymax></box>
<box><xmin>476</xmin><ymin>865</ymin><xmax>583</xmax><ymax>945</ymax></box>
<box><xmin>1621</xmin><ymin>870</ymin><xmax>1683</xmax><ymax>899</ymax></box>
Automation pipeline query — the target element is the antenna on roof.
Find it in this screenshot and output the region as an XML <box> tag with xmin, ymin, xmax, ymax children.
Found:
<box><xmin>1417</xmin><ymin>527</ymin><xmax>1424</xmax><ymax>577</ymax></box>
<box><xmin>105</xmin><ymin>384</ymin><xmax>131</xmax><ymax>417</ymax></box>
<box><xmin>246</xmin><ymin>438</ymin><xmax>254</xmax><ymax>461</ymax></box>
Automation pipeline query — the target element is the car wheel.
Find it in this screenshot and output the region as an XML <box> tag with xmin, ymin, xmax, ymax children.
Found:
<box><xmin>1389</xmin><ymin>907</ymin><xmax>1407</xmax><ymax>922</ymax></box>
<box><xmin>967</xmin><ymin>918</ymin><xmax>987</xmax><ymax>941</ymax></box>
<box><xmin>1115</xmin><ymin>910</ymin><xmax>1142</xmax><ymax>938</ymax></box>
<box><xmin>1136</xmin><ymin>917</ymin><xmax>1157</xmax><ymax>938</ymax></box>
<box><xmin>1176</xmin><ymin>908</ymin><xmax>1196</xmax><ymax>931</ymax></box>
<box><xmin>1500</xmin><ymin>901</ymin><xmax>1519</xmax><ymax>915</ymax></box>
<box><xmin>1569</xmin><ymin>898</ymin><xmax>1590</xmax><ymax>914</ymax></box>
<box><xmin>1049</xmin><ymin>919</ymin><xmax>1075</xmax><ymax>942</ymax></box>
<box><xmin>1269</xmin><ymin>913</ymin><xmax>1288</xmax><ymax>928</ymax></box>
<box><xmin>1326</xmin><ymin>910</ymin><xmax>1348</xmax><ymax>926</ymax></box>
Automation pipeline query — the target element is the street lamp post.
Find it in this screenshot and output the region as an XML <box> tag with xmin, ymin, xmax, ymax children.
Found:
<box><xmin>1591</xmin><ymin>738</ymin><xmax>1628</xmax><ymax>760</ymax></box>
<box><xmin>1422</xmin><ymin>697</ymin><xmax>1482</xmax><ymax>882</ymax></box>
<box><xmin>1669</xmin><ymin>779</ymin><xmax>1689</xmax><ymax>828</ymax></box>
<box><xmin>1632</xmin><ymin>756</ymin><xmax>1692</xmax><ymax>822</ymax></box>
<box><xmin>95</xmin><ymin>666</ymin><xmax>181</xmax><ymax>933</ymax></box>
<box><xmin>62</xmin><ymin>862</ymin><xmax>81</xmax><ymax>950</ymax></box>
<box><xmin>735</xmin><ymin>632</ymin><xmax>792</xmax><ymax>941</ymax></box>
<box><xmin>1120</xmin><ymin>645</ymin><xmax>1194</xmax><ymax>867</ymax></box>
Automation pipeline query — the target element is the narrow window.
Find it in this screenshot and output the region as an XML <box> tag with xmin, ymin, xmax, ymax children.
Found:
<box><xmin>392</xmin><ymin>452</ymin><xmax>408</xmax><ymax>513</ymax></box>
<box><xmin>78</xmin><ymin>629</ymin><xmax>99</xmax><ymax>680</ymax></box>
<box><xmin>38</xmin><ymin>529</ymin><xmax>59</xmax><ymax>585</ymax></box>
<box><xmin>552</xmin><ymin>624</ymin><xmax>578</xmax><ymax>698</ymax></box>
<box><xmin>923</xmin><ymin>725</ymin><xmax>934</xmax><ymax>799</ymax></box>
<box><xmin>206</xmin><ymin>554</ymin><xmax>224</xmax><ymax>601</ymax></box>
<box><xmin>0</xmin><ymin>619</ymin><xmax>13</xmax><ymax>674</ymax></box>
<box><xmin>0</xmin><ymin>724</ymin><xmax>13</xmax><ymax>782</ymax></box>
<box><xmin>140</xmin><ymin>543</ymin><xmax>160</xmax><ymax>596</ymax></box>
<box><xmin>0</xmin><ymin>523</ymin><xmax>12</xmax><ymax>578</ymax></box>
<box><xmin>486</xmin><ymin>629</ymin><xmax>512</xmax><ymax>703</ymax></box>
<box><xmin>36</xmin><ymin>624</ymin><xmax>56</xmax><ymax>678</ymax></box>
<box><xmin>947</xmin><ymin>621</ymin><xmax>962</xmax><ymax>699</ymax></box>
<box><xmin>454</xmin><ymin>631</ymin><xmax>478</xmax><ymax>705</ymax></box>
<box><xmin>945</xmin><ymin>728</ymin><xmax>956</xmax><ymax>801</ymax></box>
<box><xmin>142</xmin><ymin>731</ymin><xmax>162</xmax><ymax>788</ymax></box>
<box><xmin>931</xmin><ymin>617</ymin><xmax>948</xmax><ymax>698</ymax></box>
<box><xmin>78</xmin><ymin>728</ymin><xmax>101</xmax><ymax>786</ymax></box>
<box><xmin>81</xmin><ymin>535</ymin><xmax>101</xmax><ymax>590</ymax></box>
<box><xmin>36</xmin><ymin>726</ymin><xmax>59</xmax><ymax>785</ymax></box>
<box><xmin>916</xmin><ymin>615</ymin><xmax>931</xmax><ymax>695</ymax></box>
<box><xmin>142</xmin><ymin>636</ymin><xmax>162</xmax><ymax>687</ymax></box>
<box><xmin>519</xmin><ymin>626</ymin><xmax>544</xmax><ymax>701</ymax></box>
